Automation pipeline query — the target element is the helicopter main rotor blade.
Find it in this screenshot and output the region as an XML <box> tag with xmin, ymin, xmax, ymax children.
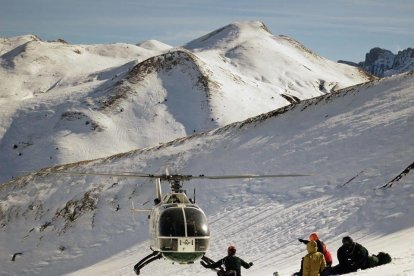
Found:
<box><xmin>34</xmin><ymin>171</ymin><xmax>311</xmax><ymax>180</ymax></box>
<box><xmin>40</xmin><ymin>171</ymin><xmax>155</xmax><ymax>178</ymax></box>
<box><xmin>192</xmin><ymin>174</ymin><xmax>311</xmax><ymax>179</ymax></box>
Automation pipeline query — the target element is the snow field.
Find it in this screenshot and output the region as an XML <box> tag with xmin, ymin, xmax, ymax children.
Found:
<box><xmin>0</xmin><ymin>72</ymin><xmax>412</xmax><ymax>275</ymax></box>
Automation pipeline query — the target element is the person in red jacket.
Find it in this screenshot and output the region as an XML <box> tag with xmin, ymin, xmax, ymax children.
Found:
<box><xmin>299</xmin><ymin>232</ymin><xmax>333</xmax><ymax>266</ymax></box>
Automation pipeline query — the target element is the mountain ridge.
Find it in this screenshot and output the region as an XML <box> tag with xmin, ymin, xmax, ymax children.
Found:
<box><xmin>5</xmin><ymin>71</ymin><xmax>412</xmax><ymax>186</ymax></box>
<box><xmin>0</xmin><ymin>21</ymin><xmax>370</xmax><ymax>182</ymax></box>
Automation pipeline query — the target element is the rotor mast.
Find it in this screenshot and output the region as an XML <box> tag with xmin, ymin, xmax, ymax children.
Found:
<box><xmin>159</xmin><ymin>175</ymin><xmax>191</xmax><ymax>193</ymax></box>
<box><xmin>170</xmin><ymin>179</ymin><xmax>183</xmax><ymax>193</ymax></box>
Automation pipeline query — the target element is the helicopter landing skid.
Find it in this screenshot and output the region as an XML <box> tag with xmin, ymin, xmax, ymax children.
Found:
<box><xmin>133</xmin><ymin>251</ymin><xmax>163</xmax><ymax>275</ymax></box>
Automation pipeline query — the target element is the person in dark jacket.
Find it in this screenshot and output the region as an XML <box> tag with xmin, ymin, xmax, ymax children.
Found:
<box><xmin>330</xmin><ymin>236</ymin><xmax>369</xmax><ymax>275</ymax></box>
<box><xmin>201</xmin><ymin>246</ymin><xmax>253</xmax><ymax>276</ymax></box>
<box><xmin>299</xmin><ymin>232</ymin><xmax>333</xmax><ymax>266</ymax></box>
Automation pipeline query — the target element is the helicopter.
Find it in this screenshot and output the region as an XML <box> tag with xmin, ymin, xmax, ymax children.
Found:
<box><xmin>48</xmin><ymin>169</ymin><xmax>308</xmax><ymax>275</ymax></box>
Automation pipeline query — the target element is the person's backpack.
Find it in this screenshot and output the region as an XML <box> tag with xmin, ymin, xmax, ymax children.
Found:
<box><xmin>368</xmin><ymin>254</ymin><xmax>379</xmax><ymax>268</ymax></box>
<box><xmin>377</xmin><ymin>252</ymin><xmax>392</xmax><ymax>265</ymax></box>
<box><xmin>322</xmin><ymin>244</ymin><xmax>333</xmax><ymax>265</ymax></box>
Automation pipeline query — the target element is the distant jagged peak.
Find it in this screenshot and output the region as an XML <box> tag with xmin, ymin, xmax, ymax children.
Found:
<box><xmin>137</xmin><ymin>39</ymin><xmax>172</xmax><ymax>51</ymax></box>
<box><xmin>339</xmin><ymin>46</ymin><xmax>414</xmax><ymax>77</ymax></box>
<box><xmin>393</xmin><ymin>47</ymin><xmax>414</xmax><ymax>67</ymax></box>
<box><xmin>364</xmin><ymin>47</ymin><xmax>394</xmax><ymax>65</ymax></box>
<box><xmin>184</xmin><ymin>20</ymin><xmax>272</xmax><ymax>50</ymax></box>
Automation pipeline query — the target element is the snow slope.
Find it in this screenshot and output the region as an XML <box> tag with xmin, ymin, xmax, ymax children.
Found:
<box><xmin>0</xmin><ymin>21</ymin><xmax>371</xmax><ymax>182</ymax></box>
<box><xmin>0</xmin><ymin>36</ymin><xmax>163</xmax><ymax>102</ymax></box>
<box><xmin>0</xmin><ymin>72</ymin><xmax>413</xmax><ymax>275</ymax></box>
<box><xmin>185</xmin><ymin>21</ymin><xmax>369</xmax><ymax>99</ymax></box>
<box><xmin>0</xmin><ymin>35</ymin><xmax>172</xmax><ymax>182</ymax></box>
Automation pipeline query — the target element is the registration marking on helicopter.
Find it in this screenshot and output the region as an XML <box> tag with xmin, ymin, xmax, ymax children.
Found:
<box><xmin>178</xmin><ymin>238</ymin><xmax>195</xmax><ymax>252</ymax></box>
<box><xmin>183</xmin><ymin>239</ymin><xmax>192</xmax><ymax>246</ymax></box>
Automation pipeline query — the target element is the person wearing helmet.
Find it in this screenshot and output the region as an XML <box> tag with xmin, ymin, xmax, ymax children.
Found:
<box><xmin>201</xmin><ymin>246</ymin><xmax>253</xmax><ymax>276</ymax></box>
<box><xmin>298</xmin><ymin>232</ymin><xmax>333</xmax><ymax>266</ymax></box>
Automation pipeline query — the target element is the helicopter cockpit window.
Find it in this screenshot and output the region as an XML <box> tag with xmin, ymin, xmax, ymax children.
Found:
<box><xmin>159</xmin><ymin>209</ymin><xmax>186</xmax><ymax>237</ymax></box>
<box><xmin>185</xmin><ymin>208</ymin><xmax>210</xmax><ymax>237</ymax></box>
<box><xmin>166</xmin><ymin>194</ymin><xmax>190</xmax><ymax>204</ymax></box>
<box><xmin>168</xmin><ymin>195</ymin><xmax>181</xmax><ymax>203</ymax></box>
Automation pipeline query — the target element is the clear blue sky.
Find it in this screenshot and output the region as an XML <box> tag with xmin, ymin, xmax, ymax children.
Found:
<box><xmin>1</xmin><ymin>0</ymin><xmax>413</xmax><ymax>62</ymax></box>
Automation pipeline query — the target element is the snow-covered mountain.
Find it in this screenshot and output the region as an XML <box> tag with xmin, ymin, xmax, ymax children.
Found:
<box><xmin>1</xmin><ymin>72</ymin><xmax>413</xmax><ymax>276</ymax></box>
<box><xmin>339</xmin><ymin>47</ymin><xmax>414</xmax><ymax>77</ymax></box>
<box><xmin>0</xmin><ymin>35</ymin><xmax>172</xmax><ymax>182</ymax></box>
<box><xmin>0</xmin><ymin>21</ymin><xmax>371</xmax><ymax>182</ymax></box>
<box><xmin>0</xmin><ymin>34</ymin><xmax>166</xmax><ymax>102</ymax></box>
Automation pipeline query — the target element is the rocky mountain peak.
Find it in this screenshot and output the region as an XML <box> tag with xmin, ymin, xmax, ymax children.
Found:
<box><xmin>339</xmin><ymin>47</ymin><xmax>414</xmax><ymax>77</ymax></box>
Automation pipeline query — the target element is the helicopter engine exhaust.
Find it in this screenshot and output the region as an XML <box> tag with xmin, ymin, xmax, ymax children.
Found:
<box><xmin>156</xmin><ymin>178</ymin><xmax>162</xmax><ymax>201</ymax></box>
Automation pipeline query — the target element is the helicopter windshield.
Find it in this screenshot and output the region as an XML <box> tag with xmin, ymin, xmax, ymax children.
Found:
<box><xmin>159</xmin><ymin>208</ymin><xmax>186</xmax><ymax>237</ymax></box>
<box><xmin>185</xmin><ymin>208</ymin><xmax>209</xmax><ymax>237</ymax></box>
<box><xmin>159</xmin><ymin>208</ymin><xmax>209</xmax><ymax>237</ymax></box>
